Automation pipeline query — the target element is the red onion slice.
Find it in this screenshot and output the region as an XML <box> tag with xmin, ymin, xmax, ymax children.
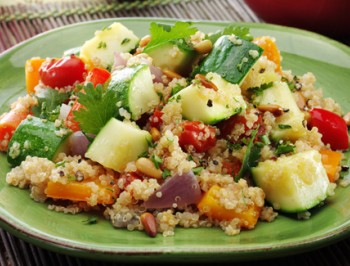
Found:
<box><xmin>68</xmin><ymin>131</ymin><xmax>90</xmax><ymax>157</ymax></box>
<box><xmin>144</xmin><ymin>171</ymin><xmax>202</xmax><ymax>209</ymax></box>
<box><xmin>149</xmin><ymin>65</ymin><xmax>163</xmax><ymax>83</ymax></box>
<box><xmin>113</xmin><ymin>52</ymin><xmax>127</xmax><ymax>68</ymax></box>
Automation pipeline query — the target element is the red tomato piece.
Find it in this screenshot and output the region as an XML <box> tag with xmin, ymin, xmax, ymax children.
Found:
<box><xmin>179</xmin><ymin>121</ymin><xmax>217</xmax><ymax>153</ymax></box>
<box><xmin>119</xmin><ymin>172</ymin><xmax>142</xmax><ymax>189</ymax></box>
<box><xmin>149</xmin><ymin>108</ymin><xmax>163</xmax><ymax>128</ymax></box>
<box><xmin>39</xmin><ymin>55</ymin><xmax>87</xmax><ymax>88</ymax></box>
<box><xmin>86</xmin><ymin>68</ymin><xmax>111</xmax><ymax>87</ymax></box>
<box><xmin>217</xmin><ymin>111</ymin><xmax>265</xmax><ymax>141</ymax></box>
<box><xmin>222</xmin><ymin>160</ymin><xmax>241</xmax><ymax>176</ymax></box>
<box><xmin>309</xmin><ymin>108</ymin><xmax>349</xmax><ymax>150</ymax></box>
<box><xmin>65</xmin><ymin>100</ymin><xmax>83</xmax><ymax>132</ymax></box>
<box><xmin>0</xmin><ymin>110</ymin><xmax>29</xmax><ymax>151</ymax></box>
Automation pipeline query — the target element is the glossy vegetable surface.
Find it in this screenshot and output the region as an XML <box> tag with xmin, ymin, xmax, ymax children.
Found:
<box><xmin>178</xmin><ymin>121</ymin><xmax>216</xmax><ymax>153</ymax></box>
<box><xmin>39</xmin><ymin>55</ymin><xmax>87</xmax><ymax>88</ymax></box>
<box><xmin>309</xmin><ymin>108</ymin><xmax>349</xmax><ymax>150</ymax></box>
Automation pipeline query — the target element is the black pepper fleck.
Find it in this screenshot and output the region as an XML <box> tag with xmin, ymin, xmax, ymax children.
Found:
<box><xmin>342</xmin><ymin>165</ymin><xmax>349</xmax><ymax>171</ymax></box>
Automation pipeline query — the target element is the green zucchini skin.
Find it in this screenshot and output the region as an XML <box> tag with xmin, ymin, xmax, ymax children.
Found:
<box><xmin>144</xmin><ymin>40</ymin><xmax>199</xmax><ymax>76</ymax></box>
<box><xmin>7</xmin><ymin>117</ymin><xmax>71</xmax><ymax>166</ymax></box>
<box><xmin>107</xmin><ymin>64</ymin><xmax>160</xmax><ymax>120</ymax></box>
<box><xmin>194</xmin><ymin>35</ymin><xmax>263</xmax><ymax>84</ymax></box>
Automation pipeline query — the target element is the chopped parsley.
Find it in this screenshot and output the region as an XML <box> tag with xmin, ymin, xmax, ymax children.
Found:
<box><xmin>138</xmin><ymin>150</ymin><xmax>149</xmax><ymax>158</ymax></box>
<box><xmin>227</xmin><ymin>142</ymin><xmax>242</xmax><ymax>151</ymax></box>
<box><xmin>192</xmin><ymin>166</ymin><xmax>204</xmax><ymax>175</ymax></box>
<box><xmin>278</xmin><ymin>124</ymin><xmax>292</xmax><ymax>130</ymax></box>
<box><xmin>121</xmin><ymin>38</ymin><xmax>131</xmax><ymax>45</ymax></box>
<box><xmin>55</xmin><ymin>160</ymin><xmax>66</xmax><ymax>168</ymax></box>
<box><xmin>275</xmin><ymin>142</ymin><xmax>296</xmax><ymax>156</ymax></box>
<box><xmin>97</xmin><ymin>41</ymin><xmax>107</xmax><ymax>49</ymax></box>
<box><xmin>247</xmin><ymin>82</ymin><xmax>274</xmax><ymax>96</ymax></box>
<box><xmin>151</xmin><ymin>155</ymin><xmax>163</xmax><ymax>169</ymax></box>
<box><xmin>146</xmin><ymin>138</ymin><xmax>156</xmax><ymax>148</ymax></box>
<box><xmin>83</xmin><ymin>216</ymin><xmax>98</xmax><ymax>225</ymax></box>
<box><xmin>162</xmin><ymin>169</ymin><xmax>171</xmax><ymax>179</ymax></box>
<box><xmin>187</xmin><ymin>154</ymin><xmax>194</xmax><ymax>161</ymax></box>
<box><xmin>171</xmin><ymin>83</ymin><xmax>185</xmax><ymax>96</ymax></box>
<box><xmin>67</xmin><ymin>174</ymin><xmax>76</xmax><ymax>182</ymax></box>
<box><xmin>101</xmin><ymin>25</ymin><xmax>111</xmax><ymax>31</ymax></box>
<box><xmin>235</xmin><ymin>129</ymin><xmax>262</xmax><ymax>181</ymax></box>
<box><xmin>260</xmin><ymin>134</ymin><xmax>271</xmax><ymax>145</ymax></box>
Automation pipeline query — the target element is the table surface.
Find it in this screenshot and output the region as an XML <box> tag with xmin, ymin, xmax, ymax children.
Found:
<box><xmin>0</xmin><ymin>0</ymin><xmax>349</xmax><ymax>265</ymax></box>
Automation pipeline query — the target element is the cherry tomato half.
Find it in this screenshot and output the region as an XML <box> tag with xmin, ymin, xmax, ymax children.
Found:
<box><xmin>179</xmin><ymin>121</ymin><xmax>217</xmax><ymax>153</ymax></box>
<box><xmin>309</xmin><ymin>108</ymin><xmax>349</xmax><ymax>150</ymax></box>
<box><xmin>39</xmin><ymin>55</ymin><xmax>87</xmax><ymax>88</ymax></box>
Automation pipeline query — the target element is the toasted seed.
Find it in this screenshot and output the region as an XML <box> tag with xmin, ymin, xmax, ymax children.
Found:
<box><xmin>163</xmin><ymin>69</ymin><xmax>183</xmax><ymax>80</ymax></box>
<box><xmin>294</xmin><ymin>91</ymin><xmax>306</xmax><ymax>110</ymax></box>
<box><xmin>75</xmin><ymin>170</ymin><xmax>84</xmax><ymax>182</ymax></box>
<box><xmin>140</xmin><ymin>212</ymin><xmax>157</xmax><ymax>237</ymax></box>
<box><xmin>136</xmin><ymin>157</ymin><xmax>162</xmax><ymax>179</ymax></box>
<box><xmin>257</xmin><ymin>104</ymin><xmax>284</xmax><ymax>117</ymax></box>
<box><xmin>139</xmin><ymin>35</ymin><xmax>151</xmax><ymax>47</ymax></box>
<box><xmin>193</xmin><ymin>39</ymin><xmax>213</xmax><ymax>54</ymax></box>
<box><xmin>195</xmin><ymin>74</ymin><xmax>218</xmax><ymax>91</ymax></box>
<box><xmin>343</xmin><ymin>112</ymin><xmax>350</xmax><ymax>126</ymax></box>
<box><xmin>150</xmin><ymin>127</ymin><xmax>161</xmax><ymax>142</ymax></box>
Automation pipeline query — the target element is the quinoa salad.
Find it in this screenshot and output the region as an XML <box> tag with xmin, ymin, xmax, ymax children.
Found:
<box><xmin>1</xmin><ymin>21</ymin><xmax>349</xmax><ymax>237</ymax></box>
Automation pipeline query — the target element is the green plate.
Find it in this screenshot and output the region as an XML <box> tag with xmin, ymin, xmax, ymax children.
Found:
<box><xmin>0</xmin><ymin>18</ymin><xmax>350</xmax><ymax>262</ymax></box>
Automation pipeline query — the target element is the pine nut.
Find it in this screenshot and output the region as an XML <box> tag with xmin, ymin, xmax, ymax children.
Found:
<box><xmin>139</xmin><ymin>35</ymin><xmax>151</xmax><ymax>47</ymax></box>
<box><xmin>195</xmin><ymin>74</ymin><xmax>218</xmax><ymax>91</ymax></box>
<box><xmin>140</xmin><ymin>212</ymin><xmax>157</xmax><ymax>237</ymax></box>
<box><xmin>163</xmin><ymin>69</ymin><xmax>183</xmax><ymax>80</ymax></box>
<box><xmin>136</xmin><ymin>157</ymin><xmax>162</xmax><ymax>179</ymax></box>
<box><xmin>150</xmin><ymin>127</ymin><xmax>161</xmax><ymax>142</ymax></box>
<box><xmin>343</xmin><ymin>112</ymin><xmax>350</xmax><ymax>126</ymax></box>
<box><xmin>193</xmin><ymin>39</ymin><xmax>213</xmax><ymax>54</ymax></box>
<box><xmin>257</xmin><ymin>104</ymin><xmax>284</xmax><ymax>117</ymax></box>
<box><xmin>294</xmin><ymin>91</ymin><xmax>306</xmax><ymax>110</ymax></box>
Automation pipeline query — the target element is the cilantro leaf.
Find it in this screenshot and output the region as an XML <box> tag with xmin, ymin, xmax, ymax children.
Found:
<box><xmin>32</xmin><ymin>88</ymin><xmax>70</xmax><ymax>122</ymax></box>
<box><xmin>206</xmin><ymin>25</ymin><xmax>253</xmax><ymax>44</ymax></box>
<box><xmin>235</xmin><ymin>129</ymin><xmax>262</xmax><ymax>181</ymax></box>
<box><xmin>144</xmin><ymin>21</ymin><xmax>198</xmax><ymax>52</ymax></box>
<box><xmin>74</xmin><ymin>83</ymin><xmax>118</xmax><ymax>135</ymax></box>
